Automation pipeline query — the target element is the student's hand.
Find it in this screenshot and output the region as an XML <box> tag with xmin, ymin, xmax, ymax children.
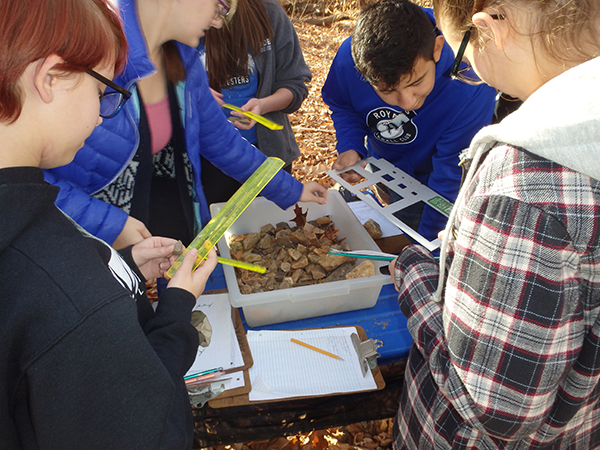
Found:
<box><xmin>131</xmin><ymin>237</ymin><xmax>179</xmax><ymax>280</ymax></box>
<box><xmin>388</xmin><ymin>257</ymin><xmax>400</xmax><ymax>293</ymax></box>
<box><xmin>209</xmin><ymin>87</ymin><xmax>225</xmax><ymax>106</ymax></box>
<box><xmin>300</xmin><ymin>181</ymin><xmax>328</xmax><ymax>205</ymax></box>
<box><xmin>113</xmin><ymin>216</ymin><xmax>152</xmax><ymax>250</ymax></box>
<box><xmin>230</xmin><ymin>98</ymin><xmax>262</xmax><ymax>130</ymax></box>
<box><xmin>167</xmin><ymin>248</ymin><xmax>218</xmax><ymax>299</ymax></box>
<box><xmin>332</xmin><ymin>150</ymin><xmax>367</xmax><ymax>183</ymax></box>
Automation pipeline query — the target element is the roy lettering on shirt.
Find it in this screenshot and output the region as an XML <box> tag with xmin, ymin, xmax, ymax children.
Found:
<box><xmin>367</xmin><ymin>107</ymin><xmax>418</xmax><ymax>144</ymax></box>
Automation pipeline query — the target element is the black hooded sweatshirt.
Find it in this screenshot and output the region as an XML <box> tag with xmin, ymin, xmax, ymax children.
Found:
<box><xmin>0</xmin><ymin>167</ymin><xmax>199</xmax><ymax>450</ymax></box>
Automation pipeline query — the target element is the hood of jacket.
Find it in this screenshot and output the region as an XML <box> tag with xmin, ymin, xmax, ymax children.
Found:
<box><xmin>466</xmin><ymin>56</ymin><xmax>600</xmax><ymax>181</ymax></box>
<box><xmin>434</xmin><ymin>56</ymin><xmax>600</xmax><ymax>301</ymax></box>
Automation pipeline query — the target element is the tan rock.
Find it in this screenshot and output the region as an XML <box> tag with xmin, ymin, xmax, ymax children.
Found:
<box><xmin>346</xmin><ymin>260</ymin><xmax>375</xmax><ymax>279</ymax></box>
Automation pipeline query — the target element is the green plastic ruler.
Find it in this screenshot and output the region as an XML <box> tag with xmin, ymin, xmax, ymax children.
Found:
<box><xmin>166</xmin><ymin>157</ymin><xmax>285</xmax><ymax>278</ymax></box>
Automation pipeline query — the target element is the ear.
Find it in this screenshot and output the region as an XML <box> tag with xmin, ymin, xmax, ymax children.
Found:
<box><xmin>32</xmin><ymin>54</ymin><xmax>66</xmax><ymax>104</ymax></box>
<box><xmin>432</xmin><ymin>35</ymin><xmax>445</xmax><ymax>63</ymax></box>
<box><xmin>472</xmin><ymin>12</ymin><xmax>507</xmax><ymax>52</ymax></box>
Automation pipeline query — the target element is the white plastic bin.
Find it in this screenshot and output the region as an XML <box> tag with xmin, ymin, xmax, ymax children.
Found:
<box><xmin>210</xmin><ymin>190</ymin><xmax>390</xmax><ymax>327</ymax></box>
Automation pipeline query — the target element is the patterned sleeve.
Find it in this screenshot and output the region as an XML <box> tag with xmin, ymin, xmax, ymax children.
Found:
<box><xmin>394</xmin><ymin>155</ymin><xmax>592</xmax><ymax>440</ymax></box>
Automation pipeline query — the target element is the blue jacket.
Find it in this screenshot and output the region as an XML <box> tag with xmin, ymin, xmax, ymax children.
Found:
<box><xmin>43</xmin><ymin>0</ymin><xmax>302</xmax><ymax>245</ymax></box>
<box><xmin>322</xmin><ymin>8</ymin><xmax>496</xmax><ymax>239</ymax></box>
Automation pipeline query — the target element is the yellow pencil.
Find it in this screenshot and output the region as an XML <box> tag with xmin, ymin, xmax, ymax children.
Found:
<box><xmin>290</xmin><ymin>338</ymin><xmax>344</xmax><ymax>360</ymax></box>
<box><xmin>217</xmin><ymin>256</ymin><xmax>266</xmax><ymax>274</ymax></box>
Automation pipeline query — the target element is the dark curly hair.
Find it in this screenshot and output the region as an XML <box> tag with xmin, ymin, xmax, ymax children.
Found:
<box><xmin>351</xmin><ymin>0</ymin><xmax>438</xmax><ymax>89</ymax></box>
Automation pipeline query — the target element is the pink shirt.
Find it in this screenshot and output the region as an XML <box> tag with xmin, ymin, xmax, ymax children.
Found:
<box><xmin>144</xmin><ymin>96</ymin><xmax>172</xmax><ymax>154</ymax></box>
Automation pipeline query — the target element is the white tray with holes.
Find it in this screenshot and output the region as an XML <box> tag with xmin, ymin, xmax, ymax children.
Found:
<box><xmin>327</xmin><ymin>157</ymin><xmax>453</xmax><ymax>251</ymax></box>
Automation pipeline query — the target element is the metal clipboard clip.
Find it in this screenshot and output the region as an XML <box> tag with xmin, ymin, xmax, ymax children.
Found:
<box><xmin>351</xmin><ymin>333</ymin><xmax>384</xmax><ymax>377</ymax></box>
<box><xmin>188</xmin><ymin>383</ymin><xmax>226</xmax><ymax>408</ymax></box>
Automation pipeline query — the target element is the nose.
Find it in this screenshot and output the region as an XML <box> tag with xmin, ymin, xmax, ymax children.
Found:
<box><xmin>394</xmin><ymin>91</ymin><xmax>419</xmax><ymax>111</ymax></box>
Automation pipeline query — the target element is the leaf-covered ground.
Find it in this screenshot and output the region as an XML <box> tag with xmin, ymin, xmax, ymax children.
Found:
<box><xmin>289</xmin><ymin>18</ymin><xmax>356</xmax><ymax>188</ymax></box>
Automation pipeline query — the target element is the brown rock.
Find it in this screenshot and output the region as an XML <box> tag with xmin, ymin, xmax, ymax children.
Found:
<box><xmin>275</xmin><ymin>229</ymin><xmax>293</xmax><ymax>247</ymax></box>
<box><xmin>229</xmin><ymin>240</ymin><xmax>243</xmax><ymax>252</ymax></box>
<box><xmin>315</xmin><ymin>216</ymin><xmax>332</xmax><ymax>225</ymax></box>
<box><xmin>257</xmin><ymin>234</ymin><xmax>274</xmax><ymax>249</ymax></box>
<box><xmin>243</xmin><ymin>232</ymin><xmax>260</xmax><ymax>250</ymax></box>
<box><xmin>308</xmin><ymin>265</ymin><xmax>326</xmax><ymax>280</ymax></box>
<box><xmin>318</xmin><ymin>253</ymin><xmax>351</xmax><ymax>272</ymax></box>
<box><xmin>346</xmin><ymin>260</ymin><xmax>375</xmax><ymax>279</ymax></box>
<box><xmin>324</xmin><ymin>261</ymin><xmax>356</xmax><ymax>282</ymax></box>
<box><xmin>363</xmin><ymin>218</ymin><xmax>383</xmax><ymax>239</ymax></box>
<box><xmin>241</xmin><ymin>252</ymin><xmax>262</xmax><ymax>263</ymax></box>
<box><xmin>287</xmin><ymin>248</ymin><xmax>303</xmax><ymax>261</ymax></box>
<box><xmin>260</xmin><ymin>223</ymin><xmax>275</xmax><ymax>234</ymax></box>
<box><xmin>291</xmin><ymin>255</ymin><xmax>309</xmax><ymax>269</ymax></box>
<box><xmin>279</xmin><ymin>277</ymin><xmax>294</xmax><ymax>290</ymax></box>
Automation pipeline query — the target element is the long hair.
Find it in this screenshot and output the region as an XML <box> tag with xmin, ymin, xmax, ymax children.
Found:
<box><xmin>0</xmin><ymin>0</ymin><xmax>127</xmax><ymax>123</ymax></box>
<box><xmin>203</xmin><ymin>0</ymin><xmax>274</xmax><ymax>91</ymax></box>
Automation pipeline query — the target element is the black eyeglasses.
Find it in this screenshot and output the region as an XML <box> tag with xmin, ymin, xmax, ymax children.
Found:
<box><xmin>450</xmin><ymin>14</ymin><xmax>505</xmax><ymax>85</ymax></box>
<box><xmin>215</xmin><ymin>0</ymin><xmax>230</xmax><ymax>20</ymax></box>
<box><xmin>86</xmin><ymin>69</ymin><xmax>132</xmax><ymax>118</ymax></box>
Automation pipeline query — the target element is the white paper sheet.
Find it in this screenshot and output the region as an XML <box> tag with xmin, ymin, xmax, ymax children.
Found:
<box><xmin>247</xmin><ymin>328</ymin><xmax>377</xmax><ymax>401</ymax></box>
<box><xmin>348</xmin><ymin>200</ymin><xmax>402</xmax><ymax>238</ymax></box>
<box><xmin>185</xmin><ymin>293</ymin><xmax>244</xmax><ymax>378</ymax></box>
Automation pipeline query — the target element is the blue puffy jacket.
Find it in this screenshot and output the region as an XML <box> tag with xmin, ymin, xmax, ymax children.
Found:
<box><xmin>43</xmin><ymin>0</ymin><xmax>302</xmax><ymax>245</ymax></box>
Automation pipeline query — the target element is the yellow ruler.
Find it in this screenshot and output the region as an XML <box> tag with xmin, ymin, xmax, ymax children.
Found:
<box><xmin>165</xmin><ymin>157</ymin><xmax>285</xmax><ymax>279</ymax></box>
<box><xmin>222</xmin><ymin>103</ymin><xmax>284</xmax><ymax>130</ymax></box>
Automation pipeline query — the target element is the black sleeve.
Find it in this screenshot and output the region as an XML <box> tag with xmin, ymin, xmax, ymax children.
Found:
<box><xmin>25</xmin><ymin>297</ymin><xmax>198</xmax><ymax>449</ymax></box>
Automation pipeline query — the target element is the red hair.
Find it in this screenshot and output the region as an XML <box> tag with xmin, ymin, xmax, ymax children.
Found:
<box><xmin>0</xmin><ymin>0</ymin><xmax>128</xmax><ymax>123</ymax></box>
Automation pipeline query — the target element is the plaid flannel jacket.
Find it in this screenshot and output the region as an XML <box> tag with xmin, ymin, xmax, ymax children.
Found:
<box><xmin>392</xmin><ymin>145</ymin><xmax>600</xmax><ymax>449</ymax></box>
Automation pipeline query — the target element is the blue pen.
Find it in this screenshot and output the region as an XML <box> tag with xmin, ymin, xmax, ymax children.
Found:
<box><xmin>184</xmin><ymin>366</ymin><xmax>223</xmax><ymax>380</ymax></box>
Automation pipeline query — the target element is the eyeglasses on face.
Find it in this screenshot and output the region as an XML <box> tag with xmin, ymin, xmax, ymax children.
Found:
<box><xmin>86</xmin><ymin>69</ymin><xmax>132</xmax><ymax>118</ymax></box>
<box><xmin>215</xmin><ymin>0</ymin><xmax>230</xmax><ymax>20</ymax></box>
<box><xmin>449</xmin><ymin>14</ymin><xmax>505</xmax><ymax>85</ymax></box>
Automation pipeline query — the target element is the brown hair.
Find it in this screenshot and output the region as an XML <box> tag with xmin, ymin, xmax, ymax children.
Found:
<box><xmin>0</xmin><ymin>0</ymin><xmax>127</xmax><ymax>123</ymax></box>
<box><xmin>432</xmin><ymin>0</ymin><xmax>600</xmax><ymax>65</ymax></box>
<box><xmin>203</xmin><ymin>0</ymin><xmax>273</xmax><ymax>91</ymax></box>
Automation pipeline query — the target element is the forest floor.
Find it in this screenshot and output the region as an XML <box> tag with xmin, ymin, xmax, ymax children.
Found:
<box><xmin>201</xmin><ymin>7</ymin><xmax>398</xmax><ymax>450</ymax></box>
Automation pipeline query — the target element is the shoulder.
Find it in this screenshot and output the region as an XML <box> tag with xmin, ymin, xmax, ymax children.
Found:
<box><xmin>474</xmin><ymin>145</ymin><xmax>600</xmax><ymax>248</ymax></box>
<box><xmin>261</xmin><ymin>0</ymin><xmax>286</xmax><ymax>14</ymax></box>
<box><xmin>1</xmin><ymin>209</ymin><xmax>135</xmax><ymax>329</ymax></box>
<box><xmin>332</xmin><ymin>37</ymin><xmax>354</xmax><ymax>67</ymax></box>
<box><xmin>260</xmin><ymin>0</ymin><xmax>290</xmax><ymax>28</ymax></box>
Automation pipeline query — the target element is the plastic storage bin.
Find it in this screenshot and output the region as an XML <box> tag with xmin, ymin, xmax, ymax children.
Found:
<box><xmin>210</xmin><ymin>190</ymin><xmax>390</xmax><ymax>327</ymax></box>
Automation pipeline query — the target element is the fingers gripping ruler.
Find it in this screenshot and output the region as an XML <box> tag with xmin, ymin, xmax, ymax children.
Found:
<box><xmin>166</xmin><ymin>157</ymin><xmax>285</xmax><ymax>279</ymax></box>
<box><xmin>222</xmin><ymin>103</ymin><xmax>284</xmax><ymax>130</ymax></box>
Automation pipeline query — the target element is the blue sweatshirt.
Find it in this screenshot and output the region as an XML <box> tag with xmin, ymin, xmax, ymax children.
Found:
<box><xmin>322</xmin><ymin>9</ymin><xmax>496</xmax><ymax>240</ymax></box>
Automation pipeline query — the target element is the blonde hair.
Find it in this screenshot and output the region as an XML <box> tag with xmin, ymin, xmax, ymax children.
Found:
<box><xmin>433</xmin><ymin>0</ymin><xmax>600</xmax><ymax>65</ymax></box>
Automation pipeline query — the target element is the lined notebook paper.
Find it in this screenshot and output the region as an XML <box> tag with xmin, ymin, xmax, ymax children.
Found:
<box><xmin>247</xmin><ymin>327</ymin><xmax>377</xmax><ymax>401</ymax></box>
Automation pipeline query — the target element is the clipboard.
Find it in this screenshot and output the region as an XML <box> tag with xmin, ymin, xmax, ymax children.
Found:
<box><xmin>189</xmin><ymin>306</ymin><xmax>253</xmax><ymax>408</ymax></box>
<box><xmin>208</xmin><ymin>326</ymin><xmax>384</xmax><ymax>408</ymax></box>
<box><xmin>212</xmin><ymin>308</ymin><xmax>253</xmax><ymax>399</ymax></box>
